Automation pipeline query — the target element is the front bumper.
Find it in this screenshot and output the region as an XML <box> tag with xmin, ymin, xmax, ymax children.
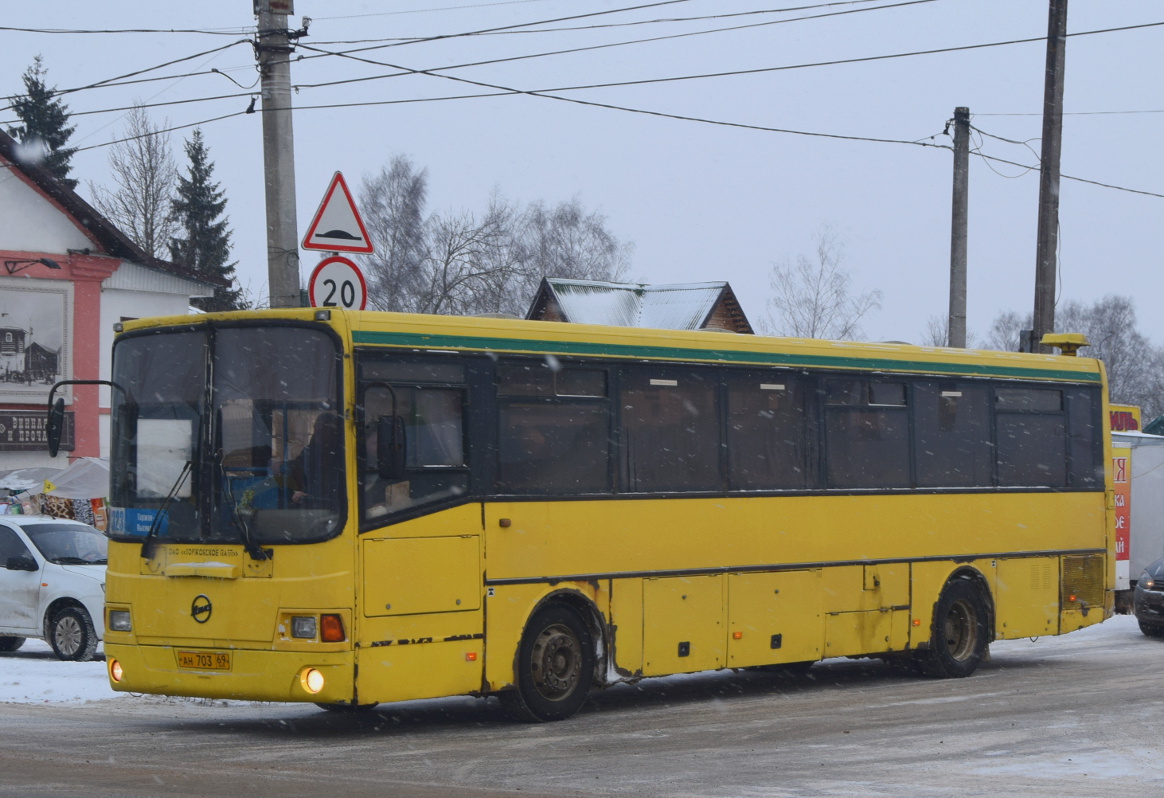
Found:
<box><xmin>105</xmin><ymin>642</ymin><xmax>355</xmax><ymax>704</ymax></box>
<box><xmin>1133</xmin><ymin>585</ymin><xmax>1164</xmax><ymax>625</ymax></box>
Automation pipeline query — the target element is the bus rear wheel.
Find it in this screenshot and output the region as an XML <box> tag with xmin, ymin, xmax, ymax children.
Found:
<box><xmin>501</xmin><ymin>603</ymin><xmax>594</xmax><ymax>722</ymax></box>
<box><xmin>917</xmin><ymin>579</ymin><xmax>989</xmax><ymax>679</ymax></box>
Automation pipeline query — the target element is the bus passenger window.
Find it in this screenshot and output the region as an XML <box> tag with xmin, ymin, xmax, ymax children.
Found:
<box><xmin>995</xmin><ymin>387</ymin><xmax>1067</xmax><ymax>487</ymax></box>
<box><xmin>913</xmin><ymin>382</ymin><xmax>991</xmax><ymax>488</ymax></box>
<box><xmin>1066</xmin><ymin>388</ymin><xmax>1103</xmax><ymax>487</ymax></box>
<box><xmin>726</xmin><ymin>373</ymin><xmax>810</xmax><ymax>490</ymax></box>
<box><xmin>620</xmin><ymin>368</ymin><xmax>719</xmax><ymax>493</ymax></box>
<box><xmin>496</xmin><ymin>361</ymin><xmax>610</xmax><ymax>496</ymax></box>
<box><xmin>824</xmin><ymin>379</ymin><xmax>909</xmax><ymax>489</ymax></box>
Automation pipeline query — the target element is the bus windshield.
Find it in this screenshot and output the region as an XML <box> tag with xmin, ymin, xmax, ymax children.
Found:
<box><xmin>108</xmin><ymin>323</ymin><xmax>344</xmax><ymax>546</ymax></box>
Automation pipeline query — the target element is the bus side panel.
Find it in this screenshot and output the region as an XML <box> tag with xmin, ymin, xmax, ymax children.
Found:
<box><xmin>356</xmin><ymin>639</ymin><xmax>484</xmax><ymax>704</ymax></box>
<box><xmin>481</xmin><ymin>581</ymin><xmax>605</xmax><ymax>693</ymax></box>
<box><xmin>355</xmin><ymin>505</ymin><xmax>487</xmax><ymax>703</ymax></box>
<box><xmin>609</xmin><ymin>577</ymin><xmax>644</xmax><ymax>678</ymax></box>
<box><xmin>995</xmin><ymin>557</ymin><xmax>1060</xmax><ymax>639</ymax></box>
<box><xmin>909</xmin><ymin>559</ymin><xmax>998</xmax><ymax>649</ymax></box>
<box><xmin>642</xmin><ymin>575</ymin><xmax>724</xmax><ymax>676</ymax></box>
<box><xmin>727</xmin><ymin>570</ymin><xmax>822</xmax><ymax>667</ymax></box>
<box><xmin>822</xmin><ymin>565</ymin><xmax>911</xmax><ymax>658</ymax></box>
<box><xmin>361</xmin><ymin>536</ymin><xmax>481</xmax><ymax>616</ymax></box>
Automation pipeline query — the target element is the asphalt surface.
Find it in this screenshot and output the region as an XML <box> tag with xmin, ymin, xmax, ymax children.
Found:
<box><xmin>0</xmin><ymin>614</ymin><xmax>1159</xmax><ymax>797</ymax></box>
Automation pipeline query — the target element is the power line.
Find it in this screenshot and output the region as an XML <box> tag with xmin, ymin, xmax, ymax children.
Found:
<box><xmin>294</xmin><ymin>0</ymin><xmax>938</xmax><ymax>92</ymax></box>
<box><xmin>311</xmin><ymin>0</ymin><xmax>557</xmax><ymax>20</ymax></box>
<box><xmin>977</xmin><ymin>109</ymin><xmax>1164</xmax><ymax>117</ymax></box>
<box><xmin>971</xmin><ymin>152</ymin><xmax>1164</xmax><ymax>199</ymax></box>
<box><xmin>27</xmin><ymin>17</ymin><xmax>1162</xmax><ymax>132</ymax></box>
<box><xmin>12</xmin><ymin>14</ymin><xmax>1162</xmax><ymax>132</ymax></box>
<box><xmin>38</xmin><ymin>72</ymin><xmax>1163</xmax><ymax>202</ymax></box>
<box><xmin>0</xmin><ymin>40</ymin><xmax>251</xmax><ymax>114</ymax></box>
<box><xmin>0</xmin><ymin>25</ymin><xmax>250</xmax><ymax>36</ymax></box>
<box><xmin>292</xmin><ymin>19</ymin><xmax>1164</xmax><ymax>102</ymax></box>
<box><xmin>70</xmin><ymin>110</ymin><xmax>251</xmax><ymax>154</ymax></box>
<box><xmin>307</xmin><ymin>0</ymin><xmax>899</xmax><ymax>48</ymax></box>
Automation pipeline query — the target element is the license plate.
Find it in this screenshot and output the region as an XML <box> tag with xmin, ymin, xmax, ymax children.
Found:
<box><xmin>177</xmin><ymin>650</ymin><xmax>231</xmax><ymax>671</ymax></box>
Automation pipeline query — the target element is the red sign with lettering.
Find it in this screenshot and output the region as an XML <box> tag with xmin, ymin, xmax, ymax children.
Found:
<box><xmin>1113</xmin><ymin>454</ymin><xmax>1130</xmax><ymax>562</ymax></box>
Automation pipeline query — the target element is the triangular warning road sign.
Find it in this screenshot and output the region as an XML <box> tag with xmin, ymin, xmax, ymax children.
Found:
<box><xmin>302</xmin><ymin>171</ymin><xmax>375</xmax><ymax>254</ymax></box>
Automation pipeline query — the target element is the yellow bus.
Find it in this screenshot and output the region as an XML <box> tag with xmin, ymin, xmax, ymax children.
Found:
<box><xmin>88</xmin><ymin>309</ymin><xmax>1113</xmax><ymax>721</ymax></box>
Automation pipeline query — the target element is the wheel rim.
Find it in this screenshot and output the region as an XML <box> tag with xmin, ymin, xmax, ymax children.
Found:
<box><xmin>54</xmin><ymin>615</ymin><xmax>83</xmax><ymax>657</ymax></box>
<box><xmin>943</xmin><ymin>598</ymin><xmax>978</xmax><ymax>662</ymax></box>
<box><xmin>529</xmin><ymin>622</ymin><xmax>581</xmax><ymax>701</ymax></box>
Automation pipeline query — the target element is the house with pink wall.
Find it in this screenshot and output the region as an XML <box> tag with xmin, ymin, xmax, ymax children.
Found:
<box><xmin>0</xmin><ymin>131</ymin><xmax>221</xmax><ymax>471</ymax></box>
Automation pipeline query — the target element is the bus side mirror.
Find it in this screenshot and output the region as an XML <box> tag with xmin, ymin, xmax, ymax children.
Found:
<box><xmin>46</xmin><ymin>397</ymin><xmax>66</xmax><ymax>457</ymax></box>
<box><xmin>376</xmin><ymin>416</ymin><xmax>406</xmax><ymax>481</ymax></box>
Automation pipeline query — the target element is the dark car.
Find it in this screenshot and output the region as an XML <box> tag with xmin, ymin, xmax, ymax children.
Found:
<box><xmin>1134</xmin><ymin>557</ymin><xmax>1164</xmax><ymax>637</ymax></box>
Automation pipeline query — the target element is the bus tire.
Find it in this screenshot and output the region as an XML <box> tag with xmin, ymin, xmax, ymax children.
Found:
<box><xmin>917</xmin><ymin>579</ymin><xmax>989</xmax><ymax>679</ymax></box>
<box><xmin>501</xmin><ymin>603</ymin><xmax>594</xmax><ymax>723</ymax></box>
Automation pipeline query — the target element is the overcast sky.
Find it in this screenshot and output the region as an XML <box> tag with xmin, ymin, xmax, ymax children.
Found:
<box><xmin>2</xmin><ymin>0</ymin><xmax>1161</xmax><ymax>346</ymax></box>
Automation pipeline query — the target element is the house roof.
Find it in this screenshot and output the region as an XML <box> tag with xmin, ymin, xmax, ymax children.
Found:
<box><xmin>528</xmin><ymin>278</ymin><xmax>754</xmax><ymax>333</ymax></box>
<box><xmin>0</xmin><ymin>130</ymin><xmax>224</xmax><ymax>288</ymax></box>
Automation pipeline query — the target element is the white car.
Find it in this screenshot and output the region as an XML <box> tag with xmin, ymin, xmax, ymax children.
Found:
<box><xmin>0</xmin><ymin>515</ymin><xmax>106</xmax><ymax>661</ymax></box>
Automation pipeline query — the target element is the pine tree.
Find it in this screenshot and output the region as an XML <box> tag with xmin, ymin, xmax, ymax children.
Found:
<box><xmin>170</xmin><ymin>129</ymin><xmax>242</xmax><ymax>311</ymax></box>
<box><xmin>7</xmin><ymin>55</ymin><xmax>78</xmax><ymax>189</ymax></box>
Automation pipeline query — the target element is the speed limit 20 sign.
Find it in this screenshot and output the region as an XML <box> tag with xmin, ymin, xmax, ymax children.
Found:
<box><xmin>308</xmin><ymin>256</ymin><xmax>368</xmax><ymax>310</ymax></box>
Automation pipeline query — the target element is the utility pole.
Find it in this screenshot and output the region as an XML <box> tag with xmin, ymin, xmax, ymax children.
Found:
<box><xmin>1032</xmin><ymin>0</ymin><xmax>1068</xmax><ymax>352</ymax></box>
<box><xmin>255</xmin><ymin>0</ymin><xmax>300</xmax><ymax>309</ymax></box>
<box><xmin>947</xmin><ymin>107</ymin><xmax>970</xmax><ymax>348</ymax></box>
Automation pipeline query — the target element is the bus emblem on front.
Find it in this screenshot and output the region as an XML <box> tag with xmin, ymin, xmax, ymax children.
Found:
<box><xmin>191</xmin><ymin>594</ymin><xmax>212</xmax><ymax>624</ymax></box>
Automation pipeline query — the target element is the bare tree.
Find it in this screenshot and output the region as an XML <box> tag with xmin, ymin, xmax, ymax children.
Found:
<box><xmin>358</xmin><ymin>156</ymin><xmax>632</xmax><ymax>317</ymax></box>
<box><xmin>359</xmin><ymin>156</ymin><xmax>428</xmax><ymax>313</ymax></box>
<box><xmin>986</xmin><ymin>297</ymin><xmax>1164</xmax><ymax>416</ymax></box>
<box><xmin>89</xmin><ymin>105</ymin><xmax>178</xmax><ymax>259</ymax></box>
<box><xmin>920</xmin><ymin>315</ymin><xmax>978</xmax><ymax>348</ymax></box>
<box><xmin>984</xmin><ymin>309</ymin><xmax>1029</xmax><ymax>352</ymax></box>
<box><xmin>509</xmin><ymin>198</ymin><xmax>631</xmax><ymax>306</ymax></box>
<box><xmin>420</xmin><ymin>203</ymin><xmax>514</xmax><ymax>316</ymax></box>
<box><xmin>763</xmin><ymin>228</ymin><xmax>881</xmax><ymax>340</ymax></box>
<box><xmin>1057</xmin><ymin>297</ymin><xmax>1164</xmax><ymax>416</ymax></box>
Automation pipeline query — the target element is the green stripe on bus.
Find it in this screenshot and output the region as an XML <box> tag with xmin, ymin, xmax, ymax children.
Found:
<box><xmin>351</xmin><ymin>330</ymin><xmax>1102</xmax><ymax>382</ymax></box>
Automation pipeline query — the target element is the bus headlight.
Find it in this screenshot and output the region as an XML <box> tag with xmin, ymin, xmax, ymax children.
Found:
<box><xmin>291</xmin><ymin>616</ymin><xmax>317</xmax><ymax>639</ymax></box>
<box><xmin>300</xmin><ymin>668</ymin><xmax>325</xmax><ymax>695</ymax></box>
<box><xmin>108</xmin><ymin>610</ymin><xmax>132</xmax><ymax>632</ymax></box>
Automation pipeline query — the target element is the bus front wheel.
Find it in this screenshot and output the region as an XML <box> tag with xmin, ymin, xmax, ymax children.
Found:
<box><xmin>917</xmin><ymin>579</ymin><xmax>989</xmax><ymax>679</ymax></box>
<box><xmin>501</xmin><ymin>603</ymin><xmax>595</xmax><ymax>722</ymax></box>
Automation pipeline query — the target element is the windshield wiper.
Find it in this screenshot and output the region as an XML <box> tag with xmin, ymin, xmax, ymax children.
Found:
<box><xmin>218</xmin><ymin>450</ymin><xmax>270</xmax><ymax>562</ymax></box>
<box><xmin>141</xmin><ymin>461</ymin><xmax>192</xmax><ymax>559</ymax></box>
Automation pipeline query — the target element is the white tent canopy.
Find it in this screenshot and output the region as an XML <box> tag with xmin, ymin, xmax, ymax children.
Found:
<box><xmin>0</xmin><ymin>458</ymin><xmax>109</xmax><ymax>499</ymax></box>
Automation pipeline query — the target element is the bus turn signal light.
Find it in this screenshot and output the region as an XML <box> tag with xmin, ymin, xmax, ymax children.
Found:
<box><xmin>320</xmin><ymin>614</ymin><xmax>346</xmax><ymax>642</ymax></box>
<box><xmin>109</xmin><ymin>660</ymin><xmax>124</xmax><ymax>683</ymax></box>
